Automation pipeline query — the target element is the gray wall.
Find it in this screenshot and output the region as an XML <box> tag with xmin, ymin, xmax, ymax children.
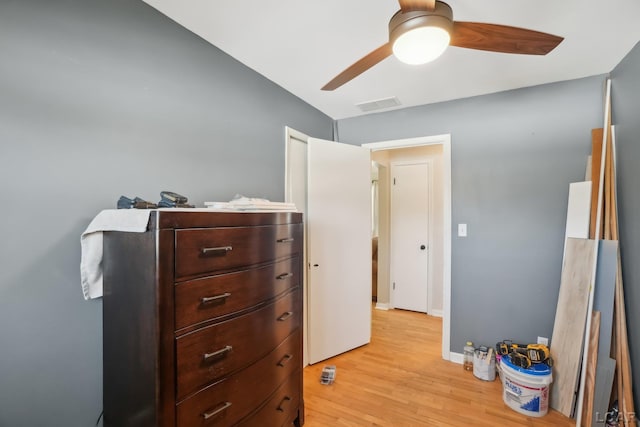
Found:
<box><xmin>336</xmin><ymin>76</ymin><xmax>605</xmax><ymax>354</ymax></box>
<box><xmin>1</xmin><ymin>0</ymin><xmax>635</xmax><ymax>423</ymax></box>
<box><xmin>0</xmin><ymin>1</ymin><xmax>332</xmax><ymax>426</ymax></box>
<box><xmin>611</xmin><ymin>40</ymin><xmax>640</xmax><ymax>415</ymax></box>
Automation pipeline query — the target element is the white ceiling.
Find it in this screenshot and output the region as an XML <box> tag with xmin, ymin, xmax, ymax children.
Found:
<box><xmin>142</xmin><ymin>0</ymin><xmax>640</xmax><ymax>120</ymax></box>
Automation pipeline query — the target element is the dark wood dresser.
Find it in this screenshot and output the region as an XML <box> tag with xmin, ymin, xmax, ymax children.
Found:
<box><xmin>102</xmin><ymin>211</ymin><xmax>304</xmax><ymax>427</ymax></box>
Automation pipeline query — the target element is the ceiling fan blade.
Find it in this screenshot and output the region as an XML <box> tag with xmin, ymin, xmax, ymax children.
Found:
<box><xmin>322</xmin><ymin>43</ymin><xmax>393</xmax><ymax>91</ymax></box>
<box><xmin>398</xmin><ymin>0</ymin><xmax>436</xmax><ymax>12</ymax></box>
<box><xmin>450</xmin><ymin>22</ymin><xmax>563</xmax><ymax>55</ymax></box>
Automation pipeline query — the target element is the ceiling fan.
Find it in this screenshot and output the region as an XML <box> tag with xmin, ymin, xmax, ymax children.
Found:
<box><xmin>321</xmin><ymin>0</ymin><xmax>564</xmax><ymax>91</ymax></box>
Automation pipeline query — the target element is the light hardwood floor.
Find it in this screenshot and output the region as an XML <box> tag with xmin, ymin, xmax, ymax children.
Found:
<box><xmin>302</xmin><ymin>307</ymin><xmax>573</xmax><ymax>426</ymax></box>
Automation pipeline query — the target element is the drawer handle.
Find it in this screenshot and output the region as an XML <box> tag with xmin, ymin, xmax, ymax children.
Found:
<box><xmin>201</xmin><ymin>292</ymin><xmax>231</xmax><ymax>305</ymax></box>
<box><xmin>277</xmin><ymin>237</ymin><xmax>294</xmax><ymax>243</ymax></box>
<box><xmin>276</xmin><ymin>272</ymin><xmax>293</xmax><ymax>280</ymax></box>
<box><xmin>277</xmin><ymin>354</ymin><xmax>293</xmax><ymax>367</ymax></box>
<box><xmin>277</xmin><ymin>311</ymin><xmax>293</xmax><ymax>322</ymax></box>
<box><xmin>202</xmin><ymin>401</ymin><xmax>232</xmax><ymax>420</ymax></box>
<box><xmin>201</xmin><ymin>246</ymin><xmax>233</xmax><ymax>256</ymax></box>
<box><xmin>276</xmin><ymin>396</ymin><xmax>291</xmax><ymax>412</ymax></box>
<box><xmin>203</xmin><ymin>345</ymin><xmax>233</xmax><ymax>361</ymax></box>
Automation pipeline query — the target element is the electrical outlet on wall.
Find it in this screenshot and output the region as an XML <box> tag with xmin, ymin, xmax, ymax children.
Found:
<box><xmin>537</xmin><ymin>336</ymin><xmax>549</xmax><ymax>346</ymax></box>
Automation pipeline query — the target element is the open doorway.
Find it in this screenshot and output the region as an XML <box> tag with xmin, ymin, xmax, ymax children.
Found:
<box><xmin>363</xmin><ymin>135</ymin><xmax>452</xmax><ymax>360</ymax></box>
<box><xmin>370</xmin><ymin>161</ymin><xmax>388</xmax><ymax>309</ymax></box>
<box><xmin>371</xmin><ymin>149</ymin><xmax>442</xmax><ymax>315</ymax></box>
<box><xmin>371</xmin><ymin>162</ymin><xmax>380</xmax><ymax>304</ymax></box>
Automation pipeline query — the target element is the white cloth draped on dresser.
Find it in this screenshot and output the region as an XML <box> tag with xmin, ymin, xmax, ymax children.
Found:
<box><xmin>80</xmin><ymin>209</ymin><xmax>152</xmax><ymax>300</ymax></box>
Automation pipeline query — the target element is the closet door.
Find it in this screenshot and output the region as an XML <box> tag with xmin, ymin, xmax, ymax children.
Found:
<box><xmin>307</xmin><ymin>138</ymin><xmax>372</xmax><ymax>364</ymax></box>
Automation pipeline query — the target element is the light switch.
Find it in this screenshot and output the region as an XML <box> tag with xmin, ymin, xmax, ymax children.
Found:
<box><xmin>458</xmin><ymin>223</ymin><xmax>467</xmax><ymax>237</ymax></box>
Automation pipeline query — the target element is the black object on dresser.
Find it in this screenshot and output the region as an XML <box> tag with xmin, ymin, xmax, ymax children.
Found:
<box><xmin>102</xmin><ymin>211</ymin><xmax>304</xmax><ymax>427</ymax></box>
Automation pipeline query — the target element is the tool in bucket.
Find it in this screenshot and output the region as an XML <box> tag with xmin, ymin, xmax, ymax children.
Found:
<box><xmin>496</xmin><ymin>340</ymin><xmax>553</xmax><ymax>369</ymax></box>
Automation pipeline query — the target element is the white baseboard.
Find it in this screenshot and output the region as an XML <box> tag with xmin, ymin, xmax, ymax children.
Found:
<box><xmin>449</xmin><ymin>352</ymin><xmax>464</xmax><ymax>364</ymax></box>
<box><xmin>429</xmin><ymin>309</ymin><xmax>443</xmax><ymax>318</ymax></box>
<box><xmin>375</xmin><ymin>302</ymin><xmax>389</xmax><ymax>310</ymax></box>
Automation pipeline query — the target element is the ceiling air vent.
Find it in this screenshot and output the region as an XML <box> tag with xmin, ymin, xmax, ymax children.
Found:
<box><xmin>355</xmin><ymin>96</ymin><xmax>401</xmax><ymax>113</ymax></box>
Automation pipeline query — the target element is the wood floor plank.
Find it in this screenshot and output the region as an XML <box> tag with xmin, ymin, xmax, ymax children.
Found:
<box><xmin>590</xmin><ymin>128</ymin><xmax>603</xmax><ymax>239</ymax></box>
<box><xmin>608</xmin><ymin>125</ymin><xmax>635</xmax><ymax>426</ymax></box>
<box><xmin>303</xmin><ymin>307</ymin><xmax>573</xmax><ymax>426</ymax></box>
<box><xmin>581</xmin><ymin>310</ymin><xmax>600</xmax><ymax>427</ymax></box>
<box><xmin>549</xmin><ymin>238</ymin><xmax>597</xmax><ymax>416</ymax></box>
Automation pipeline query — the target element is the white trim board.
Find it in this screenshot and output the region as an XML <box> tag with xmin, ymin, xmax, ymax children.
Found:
<box><xmin>449</xmin><ymin>352</ymin><xmax>464</xmax><ymax>365</ymax></box>
<box><xmin>564</xmin><ymin>181</ymin><xmax>592</xmax><ymax>241</ymax></box>
<box><xmin>375</xmin><ymin>302</ymin><xmax>390</xmax><ymax>311</ymax></box>
<box><xmin>284</xmin><ymin>126</ymin><xmax>310</xmax><ymax>367</ymax></box>
<box><xmin>284</xmin><ymin>126</ymin><xmax>309</xmax><ymax>203</ymax></box>
<box><xmin>575</xmin><ymin>78</ymin><xmax>611</xmax><ymax>426</ymax></box>
<box><xmin>362</xmin><ymin>134</ymin><xmax>452</xmax><ymax>362</ymax></box>
<box><xmin>364</xmin><ymin>134</ymin><xmax>451</xmax><ymax>151</ymax></box>
<box><xmin>430</xmin><ymin>309</ymin><xmax>443</xmax><ymax>318</ymax></box>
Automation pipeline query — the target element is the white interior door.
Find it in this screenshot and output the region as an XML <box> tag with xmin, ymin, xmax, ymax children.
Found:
<box><xmin>307</xmin><ymin>137</ymin><xmax>372</xmax><ymax>364</ymax></box>
<box><xmin>391</xmin><ymin>162</ymin><xmax>430</xmax><ymax>313</ymax></box>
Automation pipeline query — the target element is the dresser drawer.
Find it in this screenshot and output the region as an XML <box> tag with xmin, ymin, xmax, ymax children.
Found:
<box><xmin>175</xmin><ymin>224</ymin><xmax>302</xmax><ymax>281</ymax></box>
<box><xmin>176</xmin><ymin>330</ymin><xmax>300</xmax><ymax>426</ymax></box>
<box><xmin>175</xmin><ymin>257</ymin><xmax>300</xmax><ymax>331</ymax></box>
<box><xmin>176</xmin><ymin>290</ymin><xmax>300</xmax><ymax>400</ymax></box>
<box><xmin>237</xmin><ymin>370</ymin><xmax>301</xmax><ymax>427</ymax></box>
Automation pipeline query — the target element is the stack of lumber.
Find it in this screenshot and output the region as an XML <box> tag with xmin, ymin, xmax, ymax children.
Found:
<box><xmin>549</xmin><ymin>79</ymin><xmax>635</xmax><ymax>427</ymax></box>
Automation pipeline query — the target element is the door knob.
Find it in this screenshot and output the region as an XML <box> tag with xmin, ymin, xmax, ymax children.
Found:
<box><xmin>420</xmin><ymin>245</ymin><xmax>426</xmax><ymax>250</ymax></box>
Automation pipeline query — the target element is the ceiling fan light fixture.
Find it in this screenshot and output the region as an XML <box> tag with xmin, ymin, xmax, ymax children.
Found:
<box><xmin>392</xmin><ymin>26</ymin><xmax>450</xmax><ymax>65</ymax></box>
<box><xmin>389</xmin><ymin>1</ymin><xmax>453</xmax><ymax>65</ymax></box>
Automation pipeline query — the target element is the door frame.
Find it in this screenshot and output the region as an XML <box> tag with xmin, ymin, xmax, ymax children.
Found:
<box><xmin>362</xmin><ymin>134</ymin><xmax>452</xmax><ymax>361</ymax></box>
<box><xmin>389</xmin><ymin>159</ymin><xmax>433</xmax><ymax>314</ymax></box>
<box><xmin>284</xmin><ymin>126</ymin><xmax>310</xmax><ymax>366</ymax></box>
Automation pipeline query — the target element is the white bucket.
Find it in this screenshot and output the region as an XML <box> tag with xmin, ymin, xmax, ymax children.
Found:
<box><xmin>499</xmin><ymin>355</ymin><xmax>553</xmax><ymax>417</ymax></box>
